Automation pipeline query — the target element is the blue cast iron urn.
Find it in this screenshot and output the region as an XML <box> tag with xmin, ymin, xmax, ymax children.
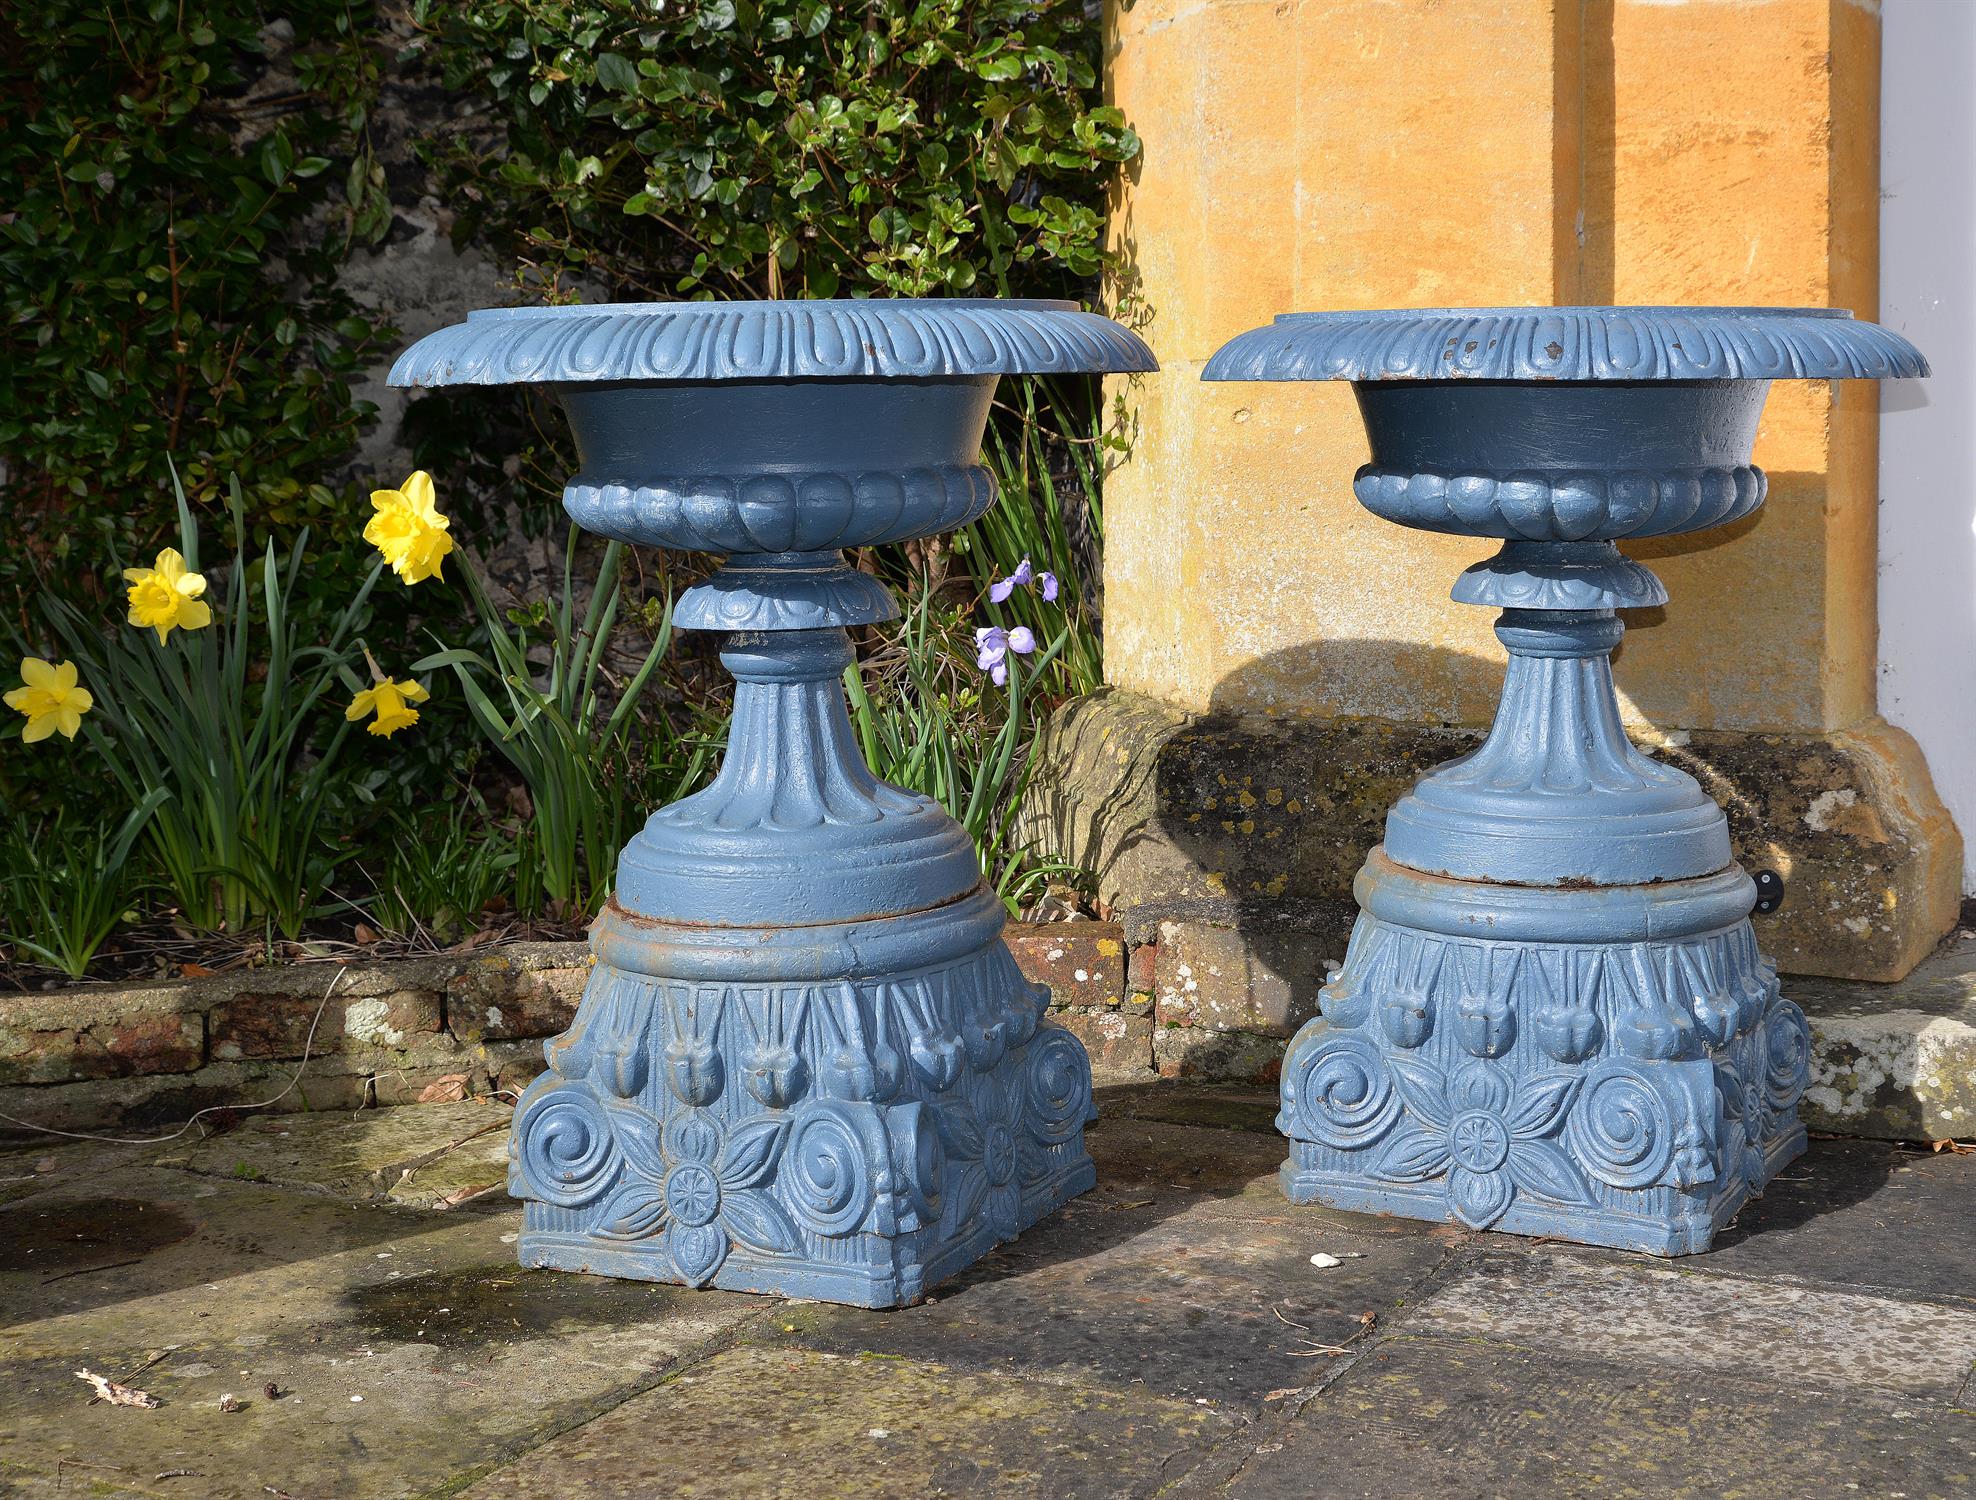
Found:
<box><xmin>1204</xmin><ymin>306</ymin><xmax>1926</xmax><ymax>1253</ymax></box>
<box><xmin>392</xmin><ymin>299</ymin><xmax>1155</xmax><ymax>1303</ymax></box>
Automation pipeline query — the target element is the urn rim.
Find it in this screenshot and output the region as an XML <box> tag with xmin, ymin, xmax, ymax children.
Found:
<box><xmin>1201</xmin><ymin>304</ymin><xmax>1928</xmax><ymax>384</ymax></box>
<box><xmin>388</xmin><ymin>296</ymin><xmax>1158</xmax><ymax>388</ymax></box>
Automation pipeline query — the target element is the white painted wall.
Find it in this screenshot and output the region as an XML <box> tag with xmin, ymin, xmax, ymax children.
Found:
<box><xmin>1880</xmin><ymin>0</ymin><xmax>1976</xmax><ymax>894</ymax></box>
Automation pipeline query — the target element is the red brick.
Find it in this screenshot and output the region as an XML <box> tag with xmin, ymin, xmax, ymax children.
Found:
<box><xmin>1005</xmin><ymin>922</ymin><xmax>1126</xmax><ymax>1009</ymax></box>
<box><xmin>0</xmin><ymin>1005</ymin><xmax>202</xmax><ymax>1085</ymax></box>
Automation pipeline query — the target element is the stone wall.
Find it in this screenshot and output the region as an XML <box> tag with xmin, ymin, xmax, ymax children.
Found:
<box><xmin>0</xmin><ymin>945</ymin><xmax>588</xmax><ymax>1134</ymax></box>
<box><xmin>10</xmin><ymin>920</ymin><xmax>1967</xmax><ymax>1142</ymax></box>
<box><xmin>0</xmin><ymin>931</ymin><xmax>1155</xmax><ymax>1137</ymax></box>
<box><xmin>1026</xmin><ymin>690</ymin><xmax>1961</xmax><ymax>985</ymax></box>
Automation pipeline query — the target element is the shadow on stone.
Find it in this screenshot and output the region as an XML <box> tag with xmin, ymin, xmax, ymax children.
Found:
<box><xmin>1701</xmin><ymin>1137</ymin><xmax>1947</xmax><ymax>1295</ymax></box>
<box><xmin>1028</xmin><ymin>611</ymin><xmax>1964</xmax><ymax>1092</ymax></box>
<box><xmin>745</xmin><ymin>1078</ymin><xmax>1455</xmax><ymax>1410</ymax></box>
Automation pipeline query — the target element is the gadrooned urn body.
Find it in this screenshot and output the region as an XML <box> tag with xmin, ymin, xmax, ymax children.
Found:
<box><xmin>389</xmin><ymin>297</ymin><xmax>1156</xmax><ymax>926</ymax></box>
<box><xmin>1203</xmin><ymin>304</ymin><xmax>1924</xmax><ymax>1256</ymax></box>
<box><xmin>1203</xmin><ymin>306</ymin><xmax>1929</xmax><ymax>888</ymax></box>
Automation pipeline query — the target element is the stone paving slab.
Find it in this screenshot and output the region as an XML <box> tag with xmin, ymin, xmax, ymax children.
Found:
<box><xmin>0</xmin><ymin>1170</ymin><xmax>755</xmax><ymax>1498</ymax></box>
<box><xmin>757</xmin><ymin>1197</ymin><xmax>1453</xmax><ymax>1410</ymax></box>
<box><xmin>0</xmin><ymin>1135</ymin><xmax>158</xmax><ymax>1210</ymax></box>
<box><xmin>0</xmin><ymin>1086</ymin><xmax>1972</xmax><ymax>1498</ymax></box>
<box><xmin>1409</xmin><ymin>1254</ymin><xmax>1976</xmax><ymax>1402</ymax></box>
<box><xmin>1081</xmin><ymin>1103</ymin><xmax>1450</xmax><ymax>1241</ymax></box>
<box><xmin>1096</xmin><ymin>1081</ymin><xmax>1281</xmax><ymax>1135</ymax></box>
<box><xmin>1681</xmin><ymin>1136</ymin><xmax>1976</xmax><ymax>1306</ymax></box>
<box><xmin>154</xmin><ymin>1098</ymin><xmax>515</xmax><ymax>1210</ymax></box>
<box><xmin>462</xmin><ymin>1345</ymin><xmax>1236</xmax><ymax>1500</ymax></box>
<box><xmin>1216</xmin><ymin>1336</ymin><xmax>1976</xmax><ymax>1500</ymax></box>
<box><xmin>0</xmin><ymin>1100</ymin><xmax>516</xmax><ymax>1218</ymax></box>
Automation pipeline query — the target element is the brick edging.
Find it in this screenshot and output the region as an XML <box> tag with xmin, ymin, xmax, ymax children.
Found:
<box><xmin>7</xmin><ymin>924</ymin><xmax>1969</xmax><ymax>1143</ymax></box>
<box><xmin>0</xmin><ymin>943</ymin><xmax>593</xmax><ymax>1134</ymax></box>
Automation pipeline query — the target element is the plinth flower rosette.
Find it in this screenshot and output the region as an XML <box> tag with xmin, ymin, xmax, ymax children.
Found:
<box><xmin>1207</xmin><ymin>306</ymin><xmax>1925</xmax><ymax>1254</ymax></box>
<box><xmin>391</xmin><ymin>299</ymin><xmax>1152</xmax><ymax>1305</ymax></box>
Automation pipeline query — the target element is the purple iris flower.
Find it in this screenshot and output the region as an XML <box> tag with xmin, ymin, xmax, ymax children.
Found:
<box><xmin>988</xmin><ymin>557</ymin><xmax>1034</xmax><ymax>604</ymax></box>
<box><xmin>974</xmin><ymin>624</ymin><xmax>1037</xmax><ymax>686</ymax></box>
<box><xmin>1039</xmin><ymin>570</ymin><xmax>1059</xmax><ymax>602</ymax></box>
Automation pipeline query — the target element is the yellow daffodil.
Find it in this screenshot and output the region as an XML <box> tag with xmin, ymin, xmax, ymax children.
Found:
<box><xmin>5</xmin><ymin>657</ymin><xmax>94</xmax><ymax>743</ymax></box>
<box><xmin>123</xmin><ymin>547</ymin><xmax>212</xmax><ymax>645</ymax></box>
<box><xmin>346</xmin><ymin>676</ymin><xmax>429</xmax><ymax>738</ymax></box>
<box><xmin>365</xmin><ymin>470</ymin><xmax>454</xmax><ymax>585</ymax></box>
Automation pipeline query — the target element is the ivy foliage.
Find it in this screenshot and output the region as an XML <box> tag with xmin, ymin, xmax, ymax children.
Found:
<box><xmin>418</xmin><ymin>0</ymin><xmax>1140</xmax><ymax>300</ymax></box>
<box><xmin>0</xmin><ymin>1</ymin><xmax>397</xmax><ymax>595</ymax></box>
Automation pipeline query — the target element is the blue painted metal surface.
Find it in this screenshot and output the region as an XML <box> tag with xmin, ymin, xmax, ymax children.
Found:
<box><xmin>1204</xmin><ymin>306</ymin><xmax>1926</xmax><ymax>1254</ymax></box>
<box><xmin>390</xmin><ymin>299</ymin><xmax>1155</xmax><ymax>1304</ymax></box>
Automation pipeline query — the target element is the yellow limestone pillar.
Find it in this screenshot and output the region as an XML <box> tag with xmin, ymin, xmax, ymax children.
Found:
<box><xmin>1059</xmin><ymin>0</ymin><xmax>1960</xmax><ymax>987</ymax></box>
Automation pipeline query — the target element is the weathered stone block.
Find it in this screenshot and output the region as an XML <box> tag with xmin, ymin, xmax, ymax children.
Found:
<box><xmin>1153</xmin><ymin>1025</ymin><xmax>1285</xmax><ymax>1085</ymax></box>
<box><xmin>211</xmin><ymin>987</ymin><xmax>441</xmax><ymax>1061</ymax></box>
<box><xmin>1150</xmin><ymin>919</ymin><xmax>1324</xmax><ymax>1037</ymax></box>
<box><xmin>487</xmin><ymin>1040</ymin><xmax>552</xmax><ymax>1098</ymax></box>
<box><xmin>1005</xmin><ymin>922</ymin><xmax>1126</xmax><ymax>1009</ymax></box>
<box><xmin>1026</xmin><ymin>689</ymin><xmax>1961</xmax><ymax>984</ymax></box>
<box><xmin>445</xmin><ymin>948</ymin><xmax>590</xmax><ymax>1042</ymax></box>
<box><xmin>1792</xmin><ymin>931</ymin><xmax>1976</xmax><ymax>1142</ymax></box>
<box><xmin>1048</xmin><ymin>1009</ymin><xmax>1154</xmax><ymax>1079</ymax></box>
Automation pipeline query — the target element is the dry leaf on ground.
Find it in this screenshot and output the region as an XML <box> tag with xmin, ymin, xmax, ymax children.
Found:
<box><xmin>75</xmin><ymin>1369</ymin><xmax>160</xmax><ymax>1408</ymax></box>
<box><xmin>418</xmin><ymin>1073</ymin><xmax>471</xmax><ymax>1104</ymax></box>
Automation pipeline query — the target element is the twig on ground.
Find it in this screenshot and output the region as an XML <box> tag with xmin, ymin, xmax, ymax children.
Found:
<box><xmin>42</xmin><ymin>1256</ymin><xmax>145</xmax><ymax>1285</ymax></box>
<box><xmin>117</xmin><ymin>1348</ymin><xmax>175</xmax><ymax>1384</ymax></box>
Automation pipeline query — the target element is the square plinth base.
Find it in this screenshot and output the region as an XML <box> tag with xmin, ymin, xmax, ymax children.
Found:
<box><xmin>1275</xmin><ymin>901</ymin><xmax>1817</xmax><ymax>1256</ymax></box>
<box><xmin>1282</xmin><ymin>1125</ymin><xmax>1804</xmax><ymax>1255</ymax></box>
<box><xmin>504</xmin><ymin>903</ymin><xmax>1102</xmax><ymax>1307</ymax></box>
<box><xmin>518</xmin><ymin>1156</ymin><xmax>1095</xmax><ymax>1308</ymax></box>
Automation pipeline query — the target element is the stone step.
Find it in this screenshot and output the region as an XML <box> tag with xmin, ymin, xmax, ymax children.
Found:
<box><xmin>1791</xmin><ymin>929</ymin><xmax>1976</xmax><ymax>1143</ymax></box>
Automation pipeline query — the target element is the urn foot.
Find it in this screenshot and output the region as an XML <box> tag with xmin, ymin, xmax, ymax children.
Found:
<box><xmin>507</xmin><ymin>889</ymin><xmax>1097</xmax><ymax>1306</ymax></box>
<box><xmin>1276</xmin><ymin>852</ymin><xmax>1811</xmax><ymax>1255</ymax></box>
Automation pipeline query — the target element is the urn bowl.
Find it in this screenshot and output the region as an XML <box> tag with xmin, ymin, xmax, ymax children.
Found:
<box><xmin>390</xmin><ymin>297</ymin><xmax>1156</xmax><ymax>557</ymax></box>
<box><xmin>1201</xmin><ymin>306</ymin><xmax>1928</xmax><ymax>543</ymax></box>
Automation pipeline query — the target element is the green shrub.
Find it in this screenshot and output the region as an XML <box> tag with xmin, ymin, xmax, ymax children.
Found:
<box><xmin>0</xmin><ymin>795</ymin><xmax>166</xmax><ymax>978</ymax></box>
<box><xmin>0</xmin><ymin>0</ymin><xmax>396</xmax><ymax>604</ymax></box>
<box><xmin>2</xmin><ymin>1</ymin><xmax>1141</xmax><ymax>979</ymax></box>
<box><xmin>845</xmin><ymin>584</ymin><xmax>1071</xmax><ymax>910</ymax></box>
<box><xmin>414</xmin><ymin>530</ymin><xmax>716</xmax><ymax>914</ymax></box>
<box><xmin>416</xmin><ymin>0</ymin><xmax>1139</xmax><ymax>300</ymax></box>
<box><xmin>362</xmin><ymin>796</ymin><xmax>528</xmax><ymax>941</ymax></box>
